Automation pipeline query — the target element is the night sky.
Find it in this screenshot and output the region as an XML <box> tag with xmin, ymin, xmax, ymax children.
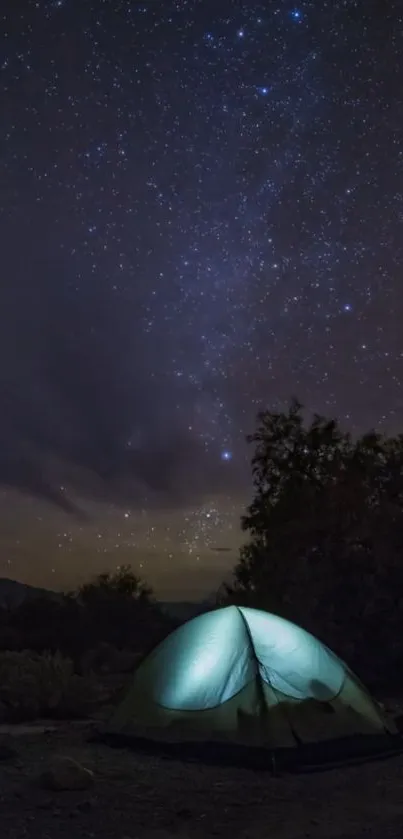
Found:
<box><xmin>1</xmin><ymin>1</ymin><xmax>402</xmax><ymax>598</ymax></box>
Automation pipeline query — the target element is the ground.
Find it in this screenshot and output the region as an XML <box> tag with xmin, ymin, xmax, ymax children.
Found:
<box><xmin>1</xmin><ymin>720</ymin><xmax>403</xmax><ymax>839</ymax></box>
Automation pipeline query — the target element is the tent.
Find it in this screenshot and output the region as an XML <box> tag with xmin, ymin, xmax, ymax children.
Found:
<box><xmin>105</xmin><ymin>605</ymin><xmax>399</xmax><ymax>768</ymax></box>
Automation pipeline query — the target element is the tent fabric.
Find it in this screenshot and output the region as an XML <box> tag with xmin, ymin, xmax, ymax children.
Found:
<box><xmin>107</xmin><ymin>605</ymin><xmax>397</xmax><ymax>755</ymax></box>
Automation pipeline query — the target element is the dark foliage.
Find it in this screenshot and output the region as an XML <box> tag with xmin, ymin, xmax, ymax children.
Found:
<box><xmin>0</xmin><ymin>566</ymin><xmax>175</xmax><ymax>666</ymax></box>
<box><xmin>222</xmin><ymin>399</ymin><xmax>403</xmax><ymax>690</ymax></box>
<box><xmin>72</xmin><ymin>565</ymin><xmax>174</xmax><ymax>653</ymax></box>
<box><xmin>0</xmin><ymin>650</ymin><xmax>102</xmax><ymax>721</ymax></box>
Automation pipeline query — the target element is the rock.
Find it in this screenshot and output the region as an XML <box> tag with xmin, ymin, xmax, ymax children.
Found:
<box><xmin>40</xmin><ymin>756</ymin><xmax>94</xmax><ymax>791</ymax></box>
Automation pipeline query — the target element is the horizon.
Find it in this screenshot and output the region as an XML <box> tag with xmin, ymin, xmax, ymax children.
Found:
<box><xmin>0</xmin><ymin>487</ymin><xmax>240</xmax><ymax>600</ymax></box>
<box><xmin>0</xmin><ymin>575</ymin><xmax>217</xmax><ymax>605</ymax></box>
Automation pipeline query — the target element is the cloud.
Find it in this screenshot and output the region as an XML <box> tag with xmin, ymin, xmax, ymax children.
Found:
<box><xmin>0</xmin><ymin>246</ymin><xmax>242</xmax><ymax>513</ymax></box>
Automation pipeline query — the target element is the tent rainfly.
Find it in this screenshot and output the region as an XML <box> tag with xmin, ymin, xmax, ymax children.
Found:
<box><xmin>105</xmin><ymin>605</ymin><xmax>399</xmax><ymax>768</ymax></box>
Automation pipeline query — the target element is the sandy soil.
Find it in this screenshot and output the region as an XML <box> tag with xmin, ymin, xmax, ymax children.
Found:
<box><xmin>1</xmin><ymin>720</ymin><xmax>403</xmax><ymax>839</ymax></box>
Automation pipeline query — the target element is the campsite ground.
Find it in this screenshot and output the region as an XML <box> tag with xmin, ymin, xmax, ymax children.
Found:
<box><xmin>1</xmin><ymin>716</ymin><xmax>403</xmax><ymax>839</ymax></box>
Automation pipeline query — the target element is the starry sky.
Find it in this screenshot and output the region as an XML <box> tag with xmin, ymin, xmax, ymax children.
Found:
<box><xmin>0</xmin><ymin>0</ymin><xmax>402</xmax><ymax>599</ymax></box>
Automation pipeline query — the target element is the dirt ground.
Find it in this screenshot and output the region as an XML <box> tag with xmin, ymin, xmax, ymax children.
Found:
<box><xmin>1</xmin><ymin>720</ymin><xmax>403</xmax><ymax>839</ymax></box>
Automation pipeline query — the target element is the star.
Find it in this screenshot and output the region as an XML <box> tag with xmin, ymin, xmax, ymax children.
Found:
<box><xmin>0</xmin><ymin>0</ymin><xmax>400</xmax><ymax>600</ymax></box>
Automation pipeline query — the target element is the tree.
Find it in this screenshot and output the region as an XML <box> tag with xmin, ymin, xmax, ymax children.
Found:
<box><xmin>77</xmin><ymin>565</ymin><xmax>154</xmax><ymax>606</ymax></box>
<box><xmin>73</xmin><ymin>566</ymin><xmax>171</xmax><ymax>652</ymax></box>
<box><xmin>224</xmin><ymin>400</ymin><xmax>403</xmax><ymax>687</ymax></box>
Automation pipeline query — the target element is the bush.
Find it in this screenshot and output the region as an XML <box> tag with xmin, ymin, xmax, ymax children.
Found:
<box><xmin>73</xmin><ymin>566</ymin><xmax>175</xmax><ymax>653</ymax></box>
<box><xmin>80</xmin><ymin>642</ymin><xmax>140</xmax><ymax>675</ymax></box>
<box><xmin>2</xmin><ymin>595</ymin><xmax>86</xmax><ymax>661</ymax></box>
<box><xmin>0</xmin><ymin>650</ymin><xmax>103</xmax><ymax>721</ymax></box>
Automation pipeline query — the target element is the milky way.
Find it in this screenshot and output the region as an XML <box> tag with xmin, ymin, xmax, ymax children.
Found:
<box><xmin>1</xmin><ymin>2</ymin><xmax>402</xmax><ymax>576</ymax></box>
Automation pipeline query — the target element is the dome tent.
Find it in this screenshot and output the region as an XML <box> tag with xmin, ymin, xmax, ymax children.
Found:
<box><xmin>105</xmin><ymin>606</ymin><xmax>399</xmax><ymax>769</ymax></box>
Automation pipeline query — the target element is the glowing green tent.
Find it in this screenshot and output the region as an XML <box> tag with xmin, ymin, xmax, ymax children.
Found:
<box><xmin>106</xmin><ymin>606</ymin><xmax>398</xmax><ymax>766</ymax></box>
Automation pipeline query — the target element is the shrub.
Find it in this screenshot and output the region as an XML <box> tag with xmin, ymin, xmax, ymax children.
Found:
<box><xmin>0</xmin><ymin>650</ymin><xmax>103</xmax><ymax>721</ymax></box>
<box><xmin>7</xmin><ymin>595</ymin><xmax>86</xmax><ymax>660</ymax></box>
<box><xmin>80</xmin><ymin>642</ymin><xmax>140</xmax><ymax>675</ymax></box>
<box><xmin>73</xmin><ymin>566</ymin><xmax>175</xmax><ymax>652</ymax></box>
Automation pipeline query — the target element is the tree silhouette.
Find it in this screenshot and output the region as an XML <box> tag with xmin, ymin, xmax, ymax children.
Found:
<box><xmin>223</xmin><ymin>400</ymin><xmax>403</xmax><ymax>687</ymax></box>
<box><xmin>77</xmin><ymin>565</ymin><xmax>154</xmax><ymax>605</ymax></box>
<box><xmin>74</xmin><ymin>565</ymin><xmax>170</xmax><ymax>652</ymax></box>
